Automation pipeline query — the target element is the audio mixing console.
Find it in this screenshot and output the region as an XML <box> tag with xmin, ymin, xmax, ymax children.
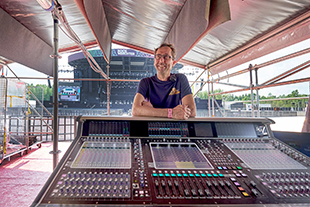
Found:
<box><xmin>32</xmin><ymin>116</ymin><xmax>310</xmax><ymax>206</ymax></box>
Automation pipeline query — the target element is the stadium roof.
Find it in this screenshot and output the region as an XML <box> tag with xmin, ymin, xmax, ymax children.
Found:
<box><xmin>1</xmin><ymin>0</ymin><xmax>310</xmax><ymax>77</ymax></box>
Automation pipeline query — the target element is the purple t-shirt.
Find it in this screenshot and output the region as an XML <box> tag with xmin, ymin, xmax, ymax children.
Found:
<box><xmin>136</xmin><ymin>73</ymin><xmax>192</xmax><ymax>108</ymax></box>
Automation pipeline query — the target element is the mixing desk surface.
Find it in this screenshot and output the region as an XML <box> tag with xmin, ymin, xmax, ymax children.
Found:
<box><xmin>32</xmin><ymin>116</ymin><xmax>310</xmax><ymax>206</ymax></box>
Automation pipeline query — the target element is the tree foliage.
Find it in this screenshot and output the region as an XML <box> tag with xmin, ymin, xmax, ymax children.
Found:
<box><xmin>197</xmin><ymin>89</ymin><xmax>308</xmax><ymax>108</ymax></box>
<box><xmin>197</xmin><ymin>89</ymin><xmax>224</xmax><ymax>99</ymax></box>
<box><xmin>28</xmin><ymin>84</ymin><xmax>53</xmax><ymax>101</ymax></box>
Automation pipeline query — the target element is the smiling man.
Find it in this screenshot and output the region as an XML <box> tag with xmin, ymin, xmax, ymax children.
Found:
<box><xmin>132</xmin><ymin>43</ymin><xmax>196</xmax><ymax>120</ymax></box>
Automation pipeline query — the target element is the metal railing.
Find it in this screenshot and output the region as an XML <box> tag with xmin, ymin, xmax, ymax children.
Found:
<box><xmin>28</xmin><ymin>115</ymin><xmax>77</xmax><ymax>142</ymax></box>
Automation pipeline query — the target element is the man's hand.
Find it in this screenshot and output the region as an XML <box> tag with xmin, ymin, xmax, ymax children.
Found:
<box><xmin>172</xmin><ymin>105</ymin><xmax>191</xmax><ymax>120</ymax></box>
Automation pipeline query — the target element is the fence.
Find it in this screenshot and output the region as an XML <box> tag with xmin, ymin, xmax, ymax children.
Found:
<box><xmin>196</xmin><ymin>109</ymin><xmax>299</xmax><ymax>118</ymax></box>
<box><xmin>28</xmin><ymin>115</ymin><xmax>77</xmax><ymax>142</ymax></box>
<box><xmin>27</xmin><ymin>107</ymin><xmax>124</xmax><ymax>142</ymax></box>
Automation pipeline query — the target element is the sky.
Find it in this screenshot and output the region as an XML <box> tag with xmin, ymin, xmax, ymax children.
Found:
<box><xmin>3</xmin><ymin>40</ymin><xmax>310</xmax><ymax>97</ymax></box>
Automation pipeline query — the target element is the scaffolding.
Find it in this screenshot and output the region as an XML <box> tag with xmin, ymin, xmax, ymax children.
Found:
<box><xmin>0</xmin><ymin>77</ymin><xmax>41</xmax><ymax>164</ymax></box>
<box><xmin>192</xmin><ymin>46</ymin><xmax>310</xmax><ymax>117</ymax></box>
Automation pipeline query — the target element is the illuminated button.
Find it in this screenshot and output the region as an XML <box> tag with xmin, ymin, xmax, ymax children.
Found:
<box><xmin>189</xmin><ymin>174</ymin><xmax>194</xmax><ymax>177</ymax></box>
<box><xmin>171</xmin><ymin>173</ymin><xmax>176</xmax><ymax>177</ymax></box>
<box><xmin>237</xmin><ymin>166</ymin><xmax>242</xmax><ymax>170</ymax></box>
<box><xmin>242</xmin><ymin>192</ymin><xmax>250</xmax><ymax>197</ymax></box>
<box><xmin>165</xmin><ymin>173</ymin><xmax>170</xmax><ymax>177</ymax></box>
<box><xmin>230</xmin><ymin>177</ymin><xmax>236</xmax><ymax>182</ymax></box>
<box><xmin>218</xmin><ymin>174</ymin><xmax>224</xmax><ymax>177</ymax></box>
<box><xmin>217</xmin><ymin>167</ymin><xmax>222</xmax><ymax>170</ymax></box>
<box><xmin>201</xmin><ymin>173</ymin><xmax>206</xmax><ymax>177</ymax></box>
<box><xmin>183</xmin><ymin>173</ymin><xmax>188</xmax><ymax>177</ymax></box>
<box><xmin>242</xmin><ymin>173</ymin><xmax>247</xmax><ymax>177</ymax></box>
<box><xmin>152</xmin><ymin>173</ymin><xmax>158</xmax><ymax>177</ymax></box>
<box><xmin>207</xmin><ymin>174</ymin><xmax>212</xmax><ymax>177</ymax></box>
<box><xmin>213</xmin><ymin>174</ymin><xmax>218</xmax><ymax>177</ymax></box>
<box><xmin>195</xmin><ymin>173</ymin><xmax>200</xmax><ymax>177</ymax></box>
<box><xmin>159</xmin><ymin>173</ymin><xmax>164</xmax><ymax>177</ymax></box>
<box><xmin>234</xmin><ymin>182</ymin><xmax>240</xmax><ymax>186</ymax></box>
<box><xmin>235</xmin><ymin>173</ymin><xmax>241</xmax><ymax>177</ymax></box>
<box><xmin>222</xmin><ymin>166</ymin><xmax>227</xmax><ymax>170</ymax></box>
<box><xmin>238</xmin><ymin>187</ymin><xmax>245</xmax><ymax>191</ymax></box>
<box><xmin>177</xmin><ymin>173</ymin><xmax>182</xmax><ymax>177</ymax></box>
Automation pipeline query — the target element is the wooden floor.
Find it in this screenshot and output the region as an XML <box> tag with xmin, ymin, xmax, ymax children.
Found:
<box><xmin>0</xmin><ymin>141</ymin><xmax>71</xmax><ymax>207</ymax></box>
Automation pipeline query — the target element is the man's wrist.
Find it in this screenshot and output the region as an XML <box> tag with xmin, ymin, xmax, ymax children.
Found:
<box><xmin>168</xmin><ymin>108</ymin><xmax>173</xmax><ymax>118</ymax></box>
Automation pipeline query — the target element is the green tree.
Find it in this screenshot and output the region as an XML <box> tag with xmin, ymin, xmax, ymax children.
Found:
<box><xmin>28</xmin><ymin>84</ymin><xmax>53</xmax><ymax>101</ymax></box>
<box><xmin>197</xmin><ymin>88</ymin><xmax>307</xmax><ymax>109</ymax></box>
<box><xmin>197</xmin><ymin>89</ymin><xmax>224</xmax><ymax>99</ymax></box>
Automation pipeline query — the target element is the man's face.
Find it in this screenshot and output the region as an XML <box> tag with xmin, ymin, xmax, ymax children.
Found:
<box><xmin>154</xmin><ymin>46</ymin><xmax>175</xmax><ymax>74</ymax></box>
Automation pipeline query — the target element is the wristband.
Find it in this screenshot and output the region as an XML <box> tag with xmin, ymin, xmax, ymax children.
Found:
<box><xmin>168</xmin><ymin>108</ymin><xmax>173</xmax><ymax>118</ymax></box>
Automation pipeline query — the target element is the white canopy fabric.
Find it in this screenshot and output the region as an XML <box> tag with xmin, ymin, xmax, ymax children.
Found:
<box><xmin>0</xmin><ymin>0</ymin><xmax>310</xmax><ymax>76</ymax></box>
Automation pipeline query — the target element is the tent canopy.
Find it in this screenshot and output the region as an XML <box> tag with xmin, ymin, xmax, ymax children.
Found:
<box><xmin>1</xmin><ymin>0</ymin><xmax>310</xmax><ymax>76</ymax></box>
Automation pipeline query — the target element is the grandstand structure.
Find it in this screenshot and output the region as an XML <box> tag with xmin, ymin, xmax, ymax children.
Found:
<box><xmin>59</xmin><ymin>49</ymin><xmax>183</xmax><ymax>113</ymax></box>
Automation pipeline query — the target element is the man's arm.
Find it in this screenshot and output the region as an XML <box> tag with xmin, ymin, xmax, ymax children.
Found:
<box><xmin>181</xmin><ymin>94</ymin><xmax>196</xmax><ymax>117</ymax></box>
<box><xmin>132</xmin><ymin>93</ymin><xmax>169</xmax><ymax>117</ymax></box>
<box><xmin>132</xmin><ymin>93</ymin><xmax>192</xmax><ymax>119</ymax></box>
<box><xmin>302</xmin><ymin>97</ymin><xmax>310</xmax><ymax>132</ymax></box>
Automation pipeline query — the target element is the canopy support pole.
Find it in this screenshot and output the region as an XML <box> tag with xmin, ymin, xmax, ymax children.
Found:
<box><xmin>107</xmin><ymin>64</ymin><xmax>110</xmax><ymax>115</ymax></box>
<box><xmin>51</xmin><ymin>13</ymin><xmax>60</xmax><ymax>170</ymax></box>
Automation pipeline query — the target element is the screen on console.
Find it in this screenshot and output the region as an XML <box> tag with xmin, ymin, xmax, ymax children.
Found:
<box><xmin>194</xmin><ymin>122</ymin><xmax>213</xmax><ymax>137</ymax></box>
<box><xmin>150</xmin><ymin>143</ymin><xmax>213</xmax><ymax>169</ymax></box>
<box><xmin>215</xmin><ymin>122</ymin><xmax>257</xmax><ymax>138</ymax></box>
<box><xmin>71</xmin><ymin>141</ymin><xmax>131</xmax><ymax>169</ymax></box>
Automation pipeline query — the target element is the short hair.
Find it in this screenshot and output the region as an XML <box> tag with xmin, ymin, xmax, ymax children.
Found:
<box><xmin>154</xmin><ymin>43</ymin><xmax>176</xmax><ymax>61</ymax></box>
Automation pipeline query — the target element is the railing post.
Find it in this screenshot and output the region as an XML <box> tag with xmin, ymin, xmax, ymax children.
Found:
<box><xmin>255</xmin><ymin>66</ymin><xmax>260</xmax><ymax>117</ymax></box>
<box><xmin>249</xmin><ymin>64</ymin><xmax>254</xmax><ymax>117</ymax></box>
<box><xmin>211</xmin><ymin>82</ymin><xmax>215</xmax><ymax>117</ymax></box>
<box><xmin>207</xmin><ymin>68</ymin><xmax>211</xmax><ymax>117</ymax></box>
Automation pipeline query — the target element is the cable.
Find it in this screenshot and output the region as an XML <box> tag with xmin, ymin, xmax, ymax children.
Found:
<box><xmin>51</xmin><ymin>4</ymin><xmax>109</xmax><ymax>79</ymax></box>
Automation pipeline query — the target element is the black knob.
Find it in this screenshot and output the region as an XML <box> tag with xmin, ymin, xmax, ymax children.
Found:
<box><xmin>250</xmin><ymin>180</ymin><xmax>257</xmax><ymax>187</ymax></box>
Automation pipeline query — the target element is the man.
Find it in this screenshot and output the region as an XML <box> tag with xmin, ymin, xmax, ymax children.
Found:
<box><xmin>132</xmin><ymin>43</ymin><xmax>196</xmax><ymax>120</ymax></box>
<box><xmin>302</xmin><ymin>97</ymin><xmax>310</xmax><ymax>132</ymax></box>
